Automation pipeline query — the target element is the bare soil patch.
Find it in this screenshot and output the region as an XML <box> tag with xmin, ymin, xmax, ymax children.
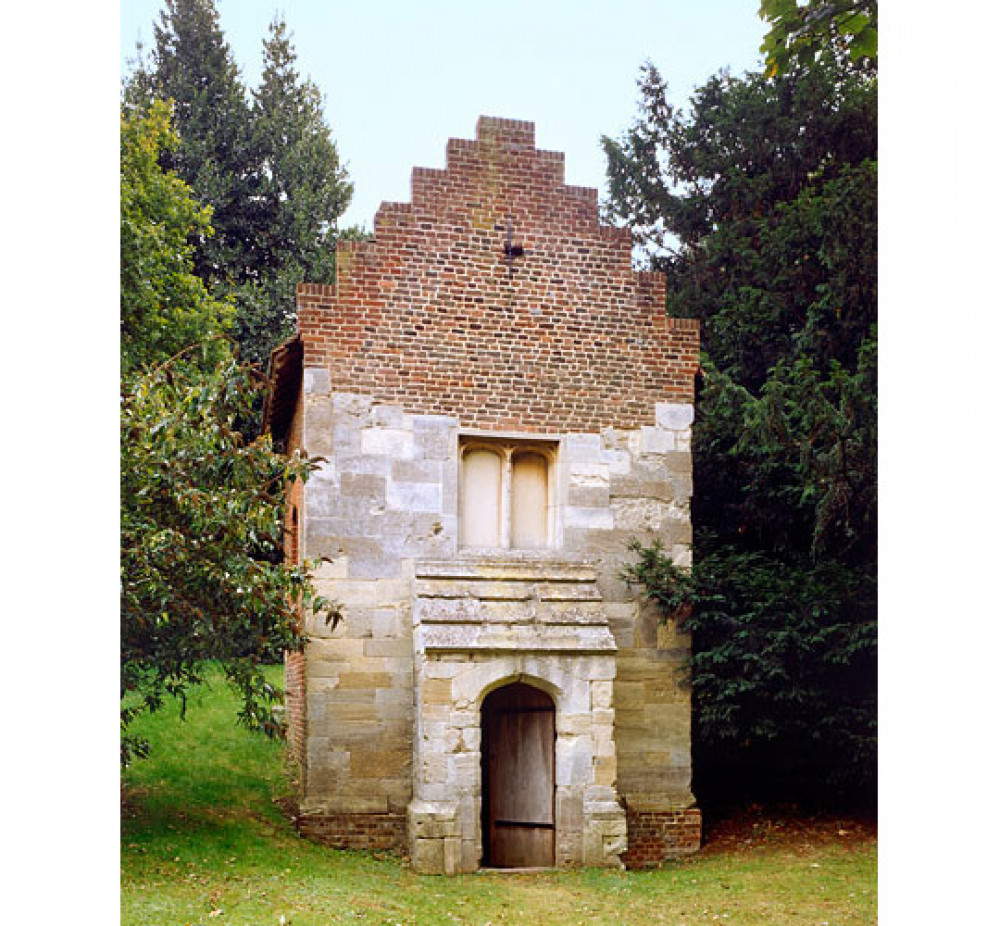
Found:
<box><xmin>700</xmin><ymin>804</ymin><xmax>877</xmax><ymax>857</ymax></box>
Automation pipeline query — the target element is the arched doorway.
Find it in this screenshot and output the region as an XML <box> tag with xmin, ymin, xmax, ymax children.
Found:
<box><xmin>480</xmin><ymin>682</ymin><xmax>555</xmax><ymax>868</ymax></box>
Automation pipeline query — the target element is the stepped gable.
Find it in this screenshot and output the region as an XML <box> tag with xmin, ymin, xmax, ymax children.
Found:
<box><xmin>296</xmin><ymin>116</ymin><xmax>699</xmax><ymax>433</ymax></box>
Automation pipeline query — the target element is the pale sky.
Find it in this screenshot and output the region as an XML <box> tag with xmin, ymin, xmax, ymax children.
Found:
<box><xmin>120</xmin><ymin>0</ymin><xmax>769</xmax><ymax>231</ymax></box>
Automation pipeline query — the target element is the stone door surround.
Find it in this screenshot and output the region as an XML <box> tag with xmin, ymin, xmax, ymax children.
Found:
<box><xmin>408</xmin><ymin>559</ymin><xmax>627</xmax><ymax>874</ymax></box>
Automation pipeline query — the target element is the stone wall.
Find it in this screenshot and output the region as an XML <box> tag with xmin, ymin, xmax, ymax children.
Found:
<box><xmin>292</xmin><ymin>383</ymin><xmax>699</xmax><ymax>865</ymax></box>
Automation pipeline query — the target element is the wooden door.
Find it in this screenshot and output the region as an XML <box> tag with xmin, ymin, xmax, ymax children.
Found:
<box><xmin>482</xmin><ymin>683</ymin><xmax>555</xmax><ymax>868</ymax></box>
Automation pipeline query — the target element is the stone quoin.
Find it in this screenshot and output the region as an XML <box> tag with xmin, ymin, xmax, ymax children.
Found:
<box><xmin>265</xmin><ymin>116</ymin><xmax>701</xmax><ymax>873</ymax></box>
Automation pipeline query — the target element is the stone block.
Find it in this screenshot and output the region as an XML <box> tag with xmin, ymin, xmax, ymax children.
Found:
<box><xmin>304</xmin><ymin>366</ymin><xmax>331</xmax><ymax>395</ymax></box>
<box><xmin>593</xmin><ymin>756</ymin><xmax>617</xmax><ymax>787</ymax></box>
<box><xmin>337</xmin><ymin>672</ymin><xmax>394</xmax><ymax>690</ymax></box>
<box><xmin>392</xmin><ymin>458</ymin><xmax>442</xmax><ymax>483</ymax></box>
<box><xmin>361</xmin><ymin>427</ymin><xmax>415</xmax><ymax>458</ymax></box>
<box><xmin>568</xmin><ymin>485</ymin><xmax>610</xmax><ymax>508</ymax></box>
<box><xmin>591</xmin><ymin>680</ymin><xmax>614</xmax><ymax>710</ymax></box>
<box><xmin>325</xmin><ymin>702</ymin><xmax>379</xmax><ymax>724</ymax></box>
<box><xmin>568</xmin><ymin>460</ymin><xmax>610</xmax><ymax>488</ymax></box>
<box><xmin>371</xmin><ymin>403</ymin><xmax>405</xmax><ymax>428</ymax></box>
<box><xmin>375</xmin><ymin>687</ymin><xmax>414</xmax><ymax>711</ymax></box>
<box><xmin>602</xmin><ymin>449</ymin><xmax>632</xmax><ymax>475</ymax></box>
<box><xmin>331</xmin><ymin>392</ymin><xmax>372</xmax><ymax>417</ymax></box>
<box><xmin>346</xmin><ymin>543</ymin><xmax>401</xmax><ymax>579</ymax></box>
<box><xmin>460</xmin><ymin>838</ymin><xmax>478</xmax><ymax>873</ymax></box>
<box><xmin>375</xmin><ymin>573</ymin><xmax>413</xmax><ymax>605</ymax></box>
<box><xmin>412</xmin><ymin>415</ymin><xmax>457</xmax><ymax>461</ymax></box>
<box><xmin>640</xmin><ymin>426</ymin><xmax>676</xmax><ymax>455</ymax></box>
<box><xmin>422</xmin><ymin>678</ymin><xmax>453</xmax><ymax>705</ymax></box>
<box><xmin>448</xmin><ymin>752</ymin><xmax>480</xmax><ymax>783</ymax></box>
<box><xmin>562</xmin><ymin>527</ymin><xmax>627</xmax><ymax>556</ymax></box>
<box><xmin>611</xmin><ymin>497</ymin><xmax>672</xmax><ymax>531</ymax></box>
<box><xmin>331</xmin><ymin>422</ymin><xmax>362</xmax><ymax>455</ymax></box>
<box><xmin>335</xmin><ymin>453</ymin><xmax>391</xmax><ymax>477</ymax></box>
<box><xmin>564</xmin><ymin>432</ymin><xmax>602</xmax><ymax>453</ymax></box>
<box><xmin>340</xmin><ymin>473</ymin><xmax>387</xmax><ymax>498</ymax></box>
<box><xmin>668</xmin><ymin>473</ymin><xmax>694</xmax><ymax>502</ymax></box>
<box><xmin>410</xmin><ymin>837</ymin><xmax>444</xmax><ymax>873</ymax></box>
<box><xmin>387</xmin><ymin>480</ymin><xmax>442</xmax><ymax>513</ymax></box>
<box><xmin>660</xmin><ymin>451</ymin><xmax>693</xmax><ymax>476</ymax></box>
<box><xmin>565</xmin><ymin>506</ymin><xmax>614</xmax><ymax>530</ymax></box>
<box><xmin>354</xmin><ymin>641</ymin><xmax>408</xmax><ymax>666</ymax></box>
<box><xmin>556</xmin><ymin>786</ymin><xmax>584</xmax><ymax>832</ymax></box>
<box><xmin>350</xmin><ymin>748</ymin><xmax>411</xmax><ymax>779</ymax></box>
<box><xmin>410</xmin><ymin>813</ymin><xmax>460</xmax><ymax>840</ymax></box>
<box><xmin>556</xmin><ymin>713</ymin><xmax>592</xmax><ymax>736</ymax></box>
<box><xmin>655</xmin><ymin>402</ymin><xmax>694</xmax><ymax>430</ymax></box>
<box><xmin>372</xmin><ymin>609</ymin><xmax>401</xmax><ymax>639</ymax></box>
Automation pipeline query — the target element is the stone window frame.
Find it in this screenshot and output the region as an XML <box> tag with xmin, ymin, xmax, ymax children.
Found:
<box><xmin>458</xmin><ymin>434</ymin><xmax>560</xmax><ymax>552</ymax></box>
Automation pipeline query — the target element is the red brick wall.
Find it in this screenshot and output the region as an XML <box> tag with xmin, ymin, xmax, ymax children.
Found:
<box><xmin>298</xmin><ymin>116</ymin><xmax>698</xmax><ymax>433</ymax></box>
<box><xmin>621</xmin><ymin>808</ymin><xmax>702</xmax><ymax>869</ymax></box>
<box><xmin>283</xmin><ymin>389</ymin><xmax>307</xmax><ymax>772</ymax></box>
<box><xmin>284</xmin><ymin>650</ymin><xmax>306</xmax><ymax>770</ymax></box>
<box><xmin>295</xmin><ymin>812</ymin><xmax>407</xmax><ymax>853</ymax></box>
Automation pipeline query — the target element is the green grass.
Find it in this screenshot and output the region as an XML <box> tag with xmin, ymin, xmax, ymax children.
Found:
<box><xmin>122</xmin><ymin>667</ymin><xmax>876</xmax><ymax>925</ymax></box>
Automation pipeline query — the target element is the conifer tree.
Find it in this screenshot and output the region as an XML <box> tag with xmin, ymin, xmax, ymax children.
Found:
<box><xmin>230</xmin><ymin>17</ymin><xmax>354</xmax><ymax>366</ymax></box>
<box><xmin>123</xmin><ymin>2</ymin><xmax>353</xmax><ymax>367</ymax></box>
<box><xmin>608</xmin><ymin>60</ymin><xmax>877</xmax><ymax>806</ymax></box>
<box><xmin>135</xmin><ymin>0</ymin><xmax>261</xmax><ymax>285</ymax></box>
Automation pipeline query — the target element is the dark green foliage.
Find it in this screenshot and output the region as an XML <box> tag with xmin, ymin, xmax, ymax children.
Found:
<box><xmin>120</xmin><ymin>350</ymin><xmax>339</xmax><ymax>767</ymax></box>
<box><xmin>606</xmin><ymin>59</ymin><xmax>876</xmax><ymax>806</ymax></box>
<box><xmin>228</xmin><ymin>18</ymin><xmax>353</xmax><ymax>367</ymax></box>
<box><xmin>124</xmin><ymin>1</ymin><xmax>352</xmax><ymax>367</ymax></box>
<box><xmin>126</xmin><ymin>0</ymin><xmax>260</xmax><ymax>286</ymax></box>
<box><xmin>625</xmin><ymin>541</ymin><xmax>875</xmax><ymax>802</ymax></box>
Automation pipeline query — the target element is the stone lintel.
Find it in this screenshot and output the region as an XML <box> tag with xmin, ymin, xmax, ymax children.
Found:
<box><xmin>416</xmin><ymin>620</ymin><xmax>617</xmax><ymax>654</ymax></box>
<box><xmin>415</xmin><ymin>559</ymin><xmax>598</xmax><ymax>583</ymax></box>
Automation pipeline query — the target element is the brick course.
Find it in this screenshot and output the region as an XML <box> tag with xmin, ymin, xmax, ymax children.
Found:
<box><xmin>297</xmin><ymin>116</ymin><xmax>698</xmax><ymax>433</ymax></box>
<box><xmin>284</xmin><ymin>650</ymin><xmax>306</xmax><ymax>769</ymax></box>
<box><xmin>295</xmin><ymin>811</ymin><xmax>407</xmax><ymax>853</ymax></box>
<box><xmin>621</xmin><ymin>808</ymin><xmax>702</xmax><ymax>869</ymax></box>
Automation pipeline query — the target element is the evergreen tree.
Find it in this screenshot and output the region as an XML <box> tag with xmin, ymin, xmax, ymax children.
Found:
<box><xmin>253</xmin><ymin>17</ymin><xmax>352</xmax><ymax>278</ymax></box>
<box><xmin>134</xmin><ymin>0</ymin><xmax>262</xmax><ymax>285</ymax></box>
<box><xmin>231</xmin><ymin>17</ymin><xmax>354</xmax><ymax>366</ymax></box>
<box><xmin>123</xmin><ymin>2</ymin><xmax>353</xmax><ymax>367</ymax></box>
<box><xmin>607</xmin><ymin>60</ymin><xmax>877</xmax><ymax>807</ymax></box>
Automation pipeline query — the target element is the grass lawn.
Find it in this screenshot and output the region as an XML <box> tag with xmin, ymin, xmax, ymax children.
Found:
<box><xmin>122</xmin><ymin>666</ymin><xmax>876</xmax><ymax>925</ymax></box>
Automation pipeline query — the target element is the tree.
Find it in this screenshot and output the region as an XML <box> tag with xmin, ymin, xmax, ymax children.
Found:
<box><xmin>759</xmin><ymin>0</ymin><xmax>877</xmax><ymax>77</ymax></box>
<box><xmin>126</xmin><ymin>0</ymin><xmax>262</xmax><ymax>287</ymax></box>
<box><xmin>120</xmin><ymin>352</ymin><xmax>337</xmax><ymax>766</ymax></box>
<box><xmin>120</xmin><ymin>101</ymin><xmax>337</xmax><ymax>766</ymax></box>
<box><xmin>123</xmin><ymin>2</ymin><xmax>353</xmax><ymax>367</ymax></box>
<box><xmin>253</xmin><ymin>18</ymin><xmax>352</xmax><ymax>278</ymax></box>
<box><xmin>120</xmin><ymin>100</ymin><xmax>232</xmax><ymax>372</ymax></box>
<box><xmin>231</xmin><ymin>16</ymin><xmax>354</xmax><ymax>366</ymax></box>
<box><xmin>605</xmin><ymin>59</ymin><xmax>877</xmax><ymax>806</ymax></box>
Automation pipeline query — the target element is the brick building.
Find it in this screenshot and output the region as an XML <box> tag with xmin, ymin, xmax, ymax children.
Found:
<box><xmin>265</xmin><ymin>117</ymin><xmax>701</xmax><ymax>873</ymax></box>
